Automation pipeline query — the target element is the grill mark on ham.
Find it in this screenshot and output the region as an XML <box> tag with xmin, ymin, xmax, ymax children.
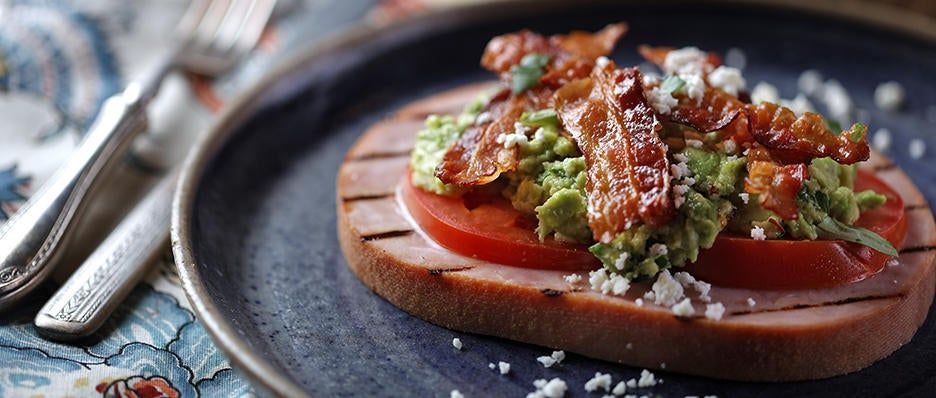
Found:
<box><xmin>347</xmin><ymin>151</ymin><xmax>412</xmax><ymax>162</ymax></box>
<box><xmin>542</xmin><ymin>288</ymin><xmax>565</xmax><ymax>297</ymax></box>
<box><xmin>900</xmin><ymin>245</ymin><xmax>936</xmax><ymax>254</ymax></box>
<box><xmin>428</xmin><ymin>266</ymin><xmax>476</xmax><ymax>275</ymax></box>
<box><xmin>728</xmin><ymin>294</ymin><xmax>896</xmax><ymax>316</ymax></box>
<box><xmin>342</xmin><ymin>193</ymin><xmax>395</xmax><ymax>202</ymax></box>
<box><xmin>361</xmin><ymin>230</ymin><xmax>414</xmax><ymax>241</ymax></box>
<box><xmin>905</xmin><ymin>204</ymin><xmax>931</xmax><ymax>211</ymax></box>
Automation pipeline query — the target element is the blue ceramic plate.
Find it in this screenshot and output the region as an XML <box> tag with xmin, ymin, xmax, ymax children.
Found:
<box><xmin>172</xmin><ymin>1</ymin><xmax>936</xmax><ymax>396</ymax></box>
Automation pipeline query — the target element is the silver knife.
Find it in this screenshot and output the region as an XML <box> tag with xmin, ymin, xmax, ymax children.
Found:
<box><xmin>35</xmin><ymin>171</ymin><xmax>176</xmax><ymax>340</ymax></box>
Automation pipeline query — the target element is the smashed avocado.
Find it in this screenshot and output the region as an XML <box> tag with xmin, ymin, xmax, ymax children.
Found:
<box><xmin>409</xmin><ymin>94</ymin><xmax>487</xmax><ymax>195</ymax></box>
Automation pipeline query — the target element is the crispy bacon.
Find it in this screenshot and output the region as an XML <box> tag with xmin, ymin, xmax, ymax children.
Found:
<box><xmin>669</xmin><ymin>87</ymin><xmax>747</xmax><ymax>134</ymax></box>
<box><xmin>555</xmin><ymin>63</ymin><xmax>673</xmax><ymax>241</ymax></box>
<box><xmin>438</xmin><ymin>25</ymin><xmax>627</xmax><ymax>188</ymax></box>
<box><xmin>744</xmin><ymin>147</ymin><xmax>809</xmax><ymax>220</ymax></box>
<box><xmin>746</xmin><ymin>102</ymin><xmax>870</xmax><ymax>165</ymax></box>
<box><xmin>436</xmin><ymin>88</ymin><xmax>551</xmax><ymax>186</ymax></box>
<box><xmin>481</xmin><ymin>23</ymin><xmax>627</xmax><ymax>88</ymax></box>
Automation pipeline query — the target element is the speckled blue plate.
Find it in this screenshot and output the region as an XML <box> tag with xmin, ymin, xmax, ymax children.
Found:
<box><xmin>171</xmin><ymin>1</ymin><xmax>936</xmax><ymax>396</ymax></box>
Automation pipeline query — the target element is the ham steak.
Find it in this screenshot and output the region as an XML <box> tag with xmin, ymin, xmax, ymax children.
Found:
<box><xmin>337</xmin><ymin>83</ymin><xmax>936</xmax><ymax>382</ymax></box>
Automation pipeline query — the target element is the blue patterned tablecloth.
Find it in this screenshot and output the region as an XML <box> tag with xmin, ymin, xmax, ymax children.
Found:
<box><xmin>0</xmin><ymin>0</ymin><xmax>439</xmax><ymax>396</ymax></box>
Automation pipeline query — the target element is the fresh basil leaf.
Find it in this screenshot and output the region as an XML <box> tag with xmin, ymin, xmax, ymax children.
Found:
<box><xmin>816</xmin><ymin>216</ymin><xmax>898</xmax><ymax>256</ymax></box>
<box><xmin>510</xmin><ymin>53</ymin><xmax>550</xmax><ymax>95</ymax></box>
<box><xmin>660</xmin><ymin>75</ymin><xmax>686</xmax><ymax>94</ymax></box>
<box><xmin>520</xmin><ymin>108</ymin><xmax>559</xmax><ymax>129</ymax></box>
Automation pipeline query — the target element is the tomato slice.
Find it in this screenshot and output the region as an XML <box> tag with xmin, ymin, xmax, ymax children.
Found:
<box><xmin>402</xmin><ymin>169</ymin><xmax>906</xmax><ymax>289</ymax></box>
<box><xmin>684</xmin><ymin>170</ymin><xmax>906</xmax><ymax>289</ymax></box>
<box><xmin>400</xmin><ymin>174</ymin><xmax>600</xmax><ymax>271</ymax></box>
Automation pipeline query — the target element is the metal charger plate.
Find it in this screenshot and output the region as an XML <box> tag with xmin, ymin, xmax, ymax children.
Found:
<box><xmin>171</xmin><ymin>1</ymin><xmax>936</xmax><ymax>396</ymax></box>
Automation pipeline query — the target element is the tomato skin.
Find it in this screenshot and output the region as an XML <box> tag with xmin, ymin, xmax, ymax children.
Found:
<box><xmin>401</xmin><ymin>174</ymin><xmax>600</xmax><ymax>271</ymax></box>
<box><xmin>684</xmin><ymin>170</ymin><xmax>907</xmax><ymax>290</ymax></box>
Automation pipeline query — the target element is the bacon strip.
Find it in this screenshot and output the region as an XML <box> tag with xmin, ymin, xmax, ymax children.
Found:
<box><xmin>637</xmin><ymin>45</ymin><xmax>722</xmax><ymax>73</ymax></box>
<box><xmin>746</xmin><ymin>102</ymin><xmax>870</xmax><ymax>165</ymax></box>
<box><xmin>744</xmin><ymin>151</ymin><xmax>809</xmax><ymax>220</ymax></box>
<box><xmin>482</xmin><ymin>23</ymin><xmax>627</xmax><ymax>88</ymax></box>
<box><xmin>556</xmin><ymin>63</ymin><xmax>673</xmax><ymax>241</ymax></box>
<box><xmin>669</xmin><ymin>87</ymin><xmax>747</xmax><ymax>134</ymax></box>
<box><xmin>438</xmin><ymin>24</ymin><xmax>627</xmax><ymax>187</ymax></box>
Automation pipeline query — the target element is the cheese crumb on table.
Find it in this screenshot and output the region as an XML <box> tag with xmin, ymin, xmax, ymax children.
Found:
<box><xmin>821</xmin><ymin>79</ymin><xmax>853</xmax><ymax>122</ymax></box>
<box><xmin>751</xmin><ymin>226</ymin><xmax>766</xmax><ymax>240</ymax></box>
<box><xmin>537</xmin><ymin>356</ymin><xmax>557</xmax><ymax>368</ymax></box>
<box><xmin>797</xmin><ymin>70</ymin><xmax>823</xmax><ymax>96</ymax></box>
<box><xmin>488</xmin><ymin>363</ymin><xmax>495</xmax><ymax>370</ymax></box>
<box><xmin>498</xmin><ymin>361</ymin><xmax>510</xmax><ymax>375</ymax></box>
<box><xmin>874</xmin><ymin>81</ymin><xmax>905</xmax><ymax>111</ymax></box>
<box><xmin>450</xmin><ymin>390</ymin><xmax>464</xmax><ymax>398</ymax></box>
<box><xmin>782</xmin><ymin>93</ymin><xmax>815</xmax><ymax>115</ymax></box>
<box><xmin>705</xmin><ymin>302</ymin><xmax>726</xmax><ymax>320</ymax></box>
<box><xmin>612</xmin><ymin>381</ymin><xmax>627</xmax><ymax>396</ymax></box>
<box><xmin>909</xmin><ymin>139</ymin><xmax>926</xmax><ymax>159</ymax></box>
<box><xmin>750</xmin><ymin>82</ymin><xmax>779</xmax><ymax>104</ymax></box>
<box><xmin>551</xmin><ymin>350</ymin><xmax>566</xmax><ymax>363</ymax></box>
<box><xmin>452</xmin><ymin>338</ymin><xmax>463</xmax><ymax>350</ymax></box>
<box><xmin>527</xmin><ymin>378</ymin><xmax>568</xmax><ymax>398</ymax></box>
<box><xmin>637</xmin><ymin>369</ymin><xmax>657</xmax><ymax>387</ymax></box>
<box><xmin>584</xmin><ymin>372</ymin><xmax>613</xmax><ymax>392</ymax></box>
<box><xmin>725</xmin><ymin>47</ymin><xmax>747</xmax><ymax>70</ymax></box>
<box><xmin>671</xmin><ymin>298</ymin><xmax>695</xmax><ymax>317</ymax></box>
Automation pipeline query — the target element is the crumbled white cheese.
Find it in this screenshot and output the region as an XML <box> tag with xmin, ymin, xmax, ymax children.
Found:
<box><xmin>661</xmin><ymin>362</ymin><xmax>667</xmax><ymax>369</ymax></box>
<box><xmin>649</xmin><ymin>243</ymin><xmax>669</xmax><ymax>257</ymax></box>
<box><xmin>596</xmin><ymin>56</ymin><xmax>611</xmax><ymax>68</ymax></box>
<box><xmin>641</xmin><ymin>71</ymin><xmax>660</xmax><ymax>86</ymax></box>
<box><xmin>589</xmin><ymin>269</ymin><xmax>609</xmax><ymax>293</ymax></box>
<box><xmin>643</xmin><ymin>291</ymin><xmax>655</xmax><ymax>301</ymax></box>
<box><xmin>564</xmin><ymin>273</ymin><xmax>582</xmax><ymax>284</ymax></box>
<box><xmin>626</xmin><ymin>342</ymin><xmax>634</xmax><ymax>350</ymax></box>
<box><xmin>475</xmin><ymin>111</ymin><xmax>493</xmax><ymax>125</ymax></box>
<box><xmin>682</xmin><ymin>176</ymin><xmax>697</xmax><ymax>186</ymax></box>
<box><xmin>663</xmin><ymin>47</ymin><xmax>709</xmax><ymax>75</ymax></box>
<box><xmin>610</xmin><ymin>274</ymin><xmax>631</xmax><ymax>296</ymax></box>
<box><xmin>738</xmin><ymin>192</ymin><xmax>750</xmax><ymax>204</ymax></box>
<box><xmin>612</xmin><ymin>380</ymin><xmax>627</xmax><ymax>396</ymax></box>
<box><xmin>634</xmin><ymin>298</ymin><xmax>644</xmax><ymax>307</ymax></box>
<box><xmin>537</xmin><ymin>356</ymin><xmax>557</xmax><ymax>368</ymax></box>
<box><xmin>498</xmin><ymin>361</ymin><xmax>511</xmax><ymax>375</ymax></box>
<box><xmin>584</xmin><ymin>372</ymin><xmax>613</xmax><ymax>392</ymax></box>
<box><xmin>637</xmin><ymin>369</ymin><xmax>658</xmax><ymax>387</ymax></box>
<box><xmin>685</xmin><ymin>139</ymin><xmax>703</xmax><ymax>148</ymax></box>
<box><xmin>909</xmin><ymin>139</ymin><xmax>926</xmax><ymax>159</ymax></box>
<box><xmin>674</xmin><ymin>271</ymin><xmax>697</xmax><ymax>287</ymax></box>
<box><xmin>626</xmin><ymin>379</ymin><xmax>637</xmax><ymax>388</ymax></box>
<box><xmin>724</xmin><ymin>47</ymin><xmax>747</xmax><ymax>70</ymax></box>
<box><xmin>822</xmin><ymin>79</ymin><xmax>853</xmax><ymax>123</ymax></box>
<box><xmin>673</xmin><ymin>152</ymin><xmax>689</xmax><ymax>163</ymax></box>
<box><xmin>694</xmin><ymin>280</ymin><xmax>712</xmax><ymax>302</ymax></box>
<box><xmin>673</xmin><ymin>184</ymin><xmax>690</xmax><ymax>208</ymax></box>
<box><xmin>681</xmin><ymin>73</ymin><xmax>706</xmax><ymax>104</ymax></box>
<box><xmin>613</xmin><ymin>252</ymin><xmax>630</xmax><ymax>271</ymax></box>
<box><xmin>751</xmin><ymin>226</ymin><xmax>766</xmax><ymax>240</ymax></box>
<box><xmin>750</xmin><ymin>82</ymin><xmax>780</xmax><ymax>104</ymax></box>
<box><xmin>496</xmin><ymin>130</ymin><xmax>528</xmax><ymax>149</ymax></box>
<box><xmin>648</xmin><ymin>87</ymin><xmax>678</xmax><ymax>114</ymax></box>
<box><xmin>671</xmin><ymin>298</ymin><xmax>695</xmax><ymax>317</ymax></box>
<box><xmin>874</xmin><ymin>81</ymin><xmax>905</xmax><ymax>111</ymax></box>
<box><xmin>797</xmin><ymin>70</ymin><xmax>824</xmax><ymax>96</ymax></box>
<box><xmin>451</xmin><ymin>390</ymin><xmax>464</xmax><ymax>398</ymax></box>
<box><xmin>489</xmin><ymin>362</ymin><xmax>496</xmax><ymax>370</ymax></box>
<box><xmin>671</xmin><ymin>161</ymin><xmax>691</xmax><ymax>180</ymax></box>
<box><xmin>527</xmin><ymin>378</ymin><xmax>568</xmax><ymax>398</ymax></box>
<box><xmin>782</xmin><ymin>93</ymin><xmax>815</xmax><ymax>115</ymax></box>
<box><xmin>705</xmin><ymin>302</ymin><xmax>726</xmax><ymax>320</ymax></box>
<box><xmin>723</xmin><ymin>139</ymin><xmax>737</xmax><ymax>155</ymax></box>
<box><xmin>872</xmin><ymin>128</ymin><xmax>892</xmax><ymax>152</ymax></box>
<box><xmin>747</xmin><ymin>297</ymin><xmax>756</xmax><ymax>307</ymax></box>
<box><xmin>651</xmin><ymin>270</ymin><xmax>685</xmax><ymax>306</ymax></box>
<box><xmin>707</xmin><ymin>66</ymin><xmax>746</xmax><ymax>97</ymax></box>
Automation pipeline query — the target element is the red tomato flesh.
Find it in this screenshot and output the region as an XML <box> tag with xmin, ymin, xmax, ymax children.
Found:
<box><xmin>400</xmin><ymin>174</ymin><xmax>600</xmax><ymax>271</ymax></box>
<box><xmin>401</xmin><ymin>169</ymin><xmax>906</xmax><ymax>289</ymax></box>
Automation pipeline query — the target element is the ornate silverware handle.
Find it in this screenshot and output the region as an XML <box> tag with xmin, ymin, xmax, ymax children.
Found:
<box><xmin>0</xmin><ymin>83</ymin><xmax>150</xmax><ymax>311</ymax></box>
<box><xmin>35</xmin><ymin>171</ymin><xmax>175</xmax><ymax>340</ymax></box>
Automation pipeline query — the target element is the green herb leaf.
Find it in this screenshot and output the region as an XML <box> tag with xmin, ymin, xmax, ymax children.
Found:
<box><xmin>849</xmin><ymin>122</ymin><xmax>867</xmax><ymax>143</ymax></box>
<box><xmin>510</xmin><ymin>53</ymin><xmax>550</xmax><ymax>95</ymax></box>
<box><xmin>816</xmin><ymin>216</ymin><xmax>898</xmax><ymax>256</ymax></box>
<box><xmin>824</xmin><ymin>118</ymin><xmax>843</xmax><ymax>133</ymax></box>
<box><xmin>520</xmin><ymin>108</ymin><xmax>559</xmax><ymax>129</ymax></box>
<box><xmin>660</xmin><ymin>75</ymin><xmax>686</xmax><ymax>94</ymax></box>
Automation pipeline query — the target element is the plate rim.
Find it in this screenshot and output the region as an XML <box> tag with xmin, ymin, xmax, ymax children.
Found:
<box><xmin>170</xmin><ymin>1</ymin><xmax>936</xmax><ymax>396</ymax></box>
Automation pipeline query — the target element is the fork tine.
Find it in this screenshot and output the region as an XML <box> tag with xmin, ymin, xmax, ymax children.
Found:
<box><xmin>177</xmin><ymin>0</ymin><xmax>277</xmax><ymax>76</ymax></box>
<box><xmin>175</xmin><ymin>0</ymin><xmax>211</xmax><ymax>39</ymax></box>
<box><xmin>230</xmin><ymin>0</ymin><xmax>277</xmax><ymax>57</ymax></box>
<box><xmin>212</xmin><ymin>0</ymin><xmax>253</xmax><ymax>54</ymax></box>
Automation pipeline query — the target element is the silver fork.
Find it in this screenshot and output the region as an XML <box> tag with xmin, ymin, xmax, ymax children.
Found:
<box><xmin>0</xmin><ymin>0</ymin><xmax>276</xmax><ymax>313</ymax></box>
